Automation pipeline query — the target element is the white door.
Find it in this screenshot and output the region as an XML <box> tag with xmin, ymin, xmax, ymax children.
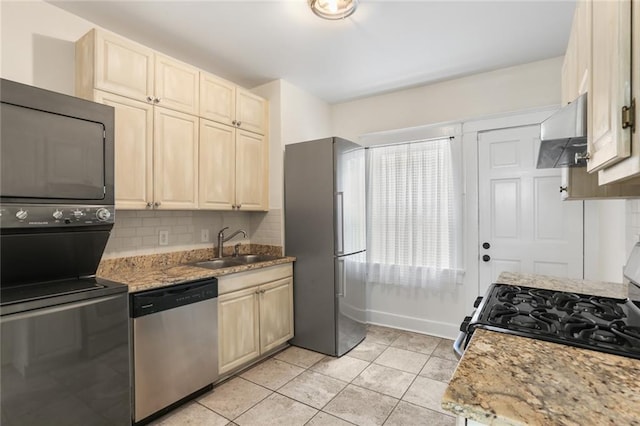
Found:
<box><xmin>478</xmin><ymin>125</ymin><xmax>583</xmax><ymax>295</ymax></box>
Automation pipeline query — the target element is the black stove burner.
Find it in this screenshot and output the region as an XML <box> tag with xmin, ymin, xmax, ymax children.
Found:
<box><xmin>470</xmin><ymin>283</ymin><xmax>640</xmax><ymax>360</ymax></box>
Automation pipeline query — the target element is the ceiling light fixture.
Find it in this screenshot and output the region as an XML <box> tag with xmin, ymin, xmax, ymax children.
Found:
<box><xmin>308</xmin><ymin>0</ymin><xmax>358</xmax><ymax>20</ymax></box>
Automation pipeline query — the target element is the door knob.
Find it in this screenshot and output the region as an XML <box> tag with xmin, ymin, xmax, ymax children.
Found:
<box><xmin>482</xmin><ymin>255</ymin><xmax>491</xmax><ymax>262</ymax></box>
<box><xmin>482</xmin><ymin>242</ymin><xmax>490</xmax><ymax>250</ymax></box>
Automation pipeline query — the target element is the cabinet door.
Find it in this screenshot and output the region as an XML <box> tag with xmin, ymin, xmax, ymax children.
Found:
<box><xmin>598</xmin><ymin>0</ymin><xmax>640</xmax><ymax>185</ymax></box>
<box><xmin>199</xmin><ymin>119</ymin><xmax>236</xmax><ymax>210</ymax></box>
<box><xmin>561</xmin><ymin>16</ymin><xmax>578</xmax><ymax>106</ymax></box>
<box><xmin>259</xmin><ymin>277</ymin><xmax>293</xmax><ymax>354</ymax></box>
<box><xmin>94</xmin><ymin>90</ymin><xmax>153</xmax><ymax>209</ymax></box>
<box><xmin>587</xmin><ymin>0</ymin><xmax>632</xmax><ymax>172</ymax></box>
<box><xmin>155</xmin><ymin>54</ymin><xmax>199</xmax><ymax>115</ymax></box>
<box><xmin>200</xmin><ymin>72</ymin><xmax>236</xmax><ymax>126</ymax></box>
<box><xmin>235</xmin><ymin>130</ymin><xmax>268</xmax><ymax>211</ymax></box>
<box><xmin>236</xmin><ymin>89</ymin><xmax>267</xmax><ymax>135</ymax></box>
<box><xmin>218</xmin><ymin>287</ymin><xmax>260</xmax><ymax>375</ymax></box>
<box><xmin>153</xmin><ymin>107</ymin><xmax>199</xmax><ymax>209</ymax></box>
<box><xmin>94</xmin><ymin>30</ymin><xmax>154</xmax><ymax>102</ymax></box>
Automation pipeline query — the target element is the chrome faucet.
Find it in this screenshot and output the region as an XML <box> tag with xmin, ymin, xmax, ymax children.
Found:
<box><xmin>217</xmin><ymin>227</ymin><xmax>247</xmax><ymax>258</ymax></box>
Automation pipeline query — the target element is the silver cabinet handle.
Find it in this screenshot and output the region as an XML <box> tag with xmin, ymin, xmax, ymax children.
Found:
<box><xmin>575</xmin><ymin>152</ymin><xmax>590</xmax><ymax>164</ymax></box>
<box><xmin>335</xmin><ymin>192</ymin><xmax>344</xmax><ymax>255</ymax></box>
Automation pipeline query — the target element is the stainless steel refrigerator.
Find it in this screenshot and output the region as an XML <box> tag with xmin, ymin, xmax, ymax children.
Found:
<box><xmin>284</xmin><ymin>137</ymin><xmax>366</xmax><ymax>356</ymax></box>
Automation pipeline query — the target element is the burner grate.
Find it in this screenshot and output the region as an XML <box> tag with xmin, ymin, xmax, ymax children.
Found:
<box><xmin>472</xmin><ymin>283</ymin><xmax>640</xmax><ymax>360</ymax></box>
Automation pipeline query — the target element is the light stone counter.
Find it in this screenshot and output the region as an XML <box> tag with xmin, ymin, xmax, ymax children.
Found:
<box><xmin>496</xmin><ymin>271</ymin><xmax>628</xmax><ymax>299</ymax></box>
<box><xmin>442</xmin><ymin>272</ymin><xmax>639</xmax><ymax>425</ymax></box>
<box><xmin>97</xmin><ymin>244</ymin><xmax>295</xmax><ymax>293</ymax></box>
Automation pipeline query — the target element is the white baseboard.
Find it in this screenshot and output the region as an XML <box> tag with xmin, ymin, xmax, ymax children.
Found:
<box><xmin>367</xmin><ymin>309</ymin><xmax>459</xmax><ymax>340</ymax></box>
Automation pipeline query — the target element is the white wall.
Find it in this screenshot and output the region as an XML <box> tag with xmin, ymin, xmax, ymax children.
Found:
<box><xmin>1</xmin><ymin>0</ymin><xmax>94</xmax><ymax>95</ymax></box>
<box><xmin>332</xmin><ymin>57</ymin><xmax>564</xmax><ymax>142</ymax></box>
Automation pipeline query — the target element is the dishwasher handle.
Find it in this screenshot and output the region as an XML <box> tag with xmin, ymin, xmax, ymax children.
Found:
<box><xmin>131</xmin><ymin>278</ymin><xmax>218</xmax><ymax>318</ymax></box>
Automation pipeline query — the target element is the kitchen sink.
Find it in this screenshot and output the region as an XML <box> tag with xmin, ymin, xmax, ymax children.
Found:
<box><xmin>191</xmin><ymin>255</ymin><xmax>280</xmax><ymax>270</ymax></box>
<box><xmin>233</xmin><ymin>254</ymin><xmax>279</xmax><ymax>264</ymax></box>
<box><xmin>192</xmin><ymin>258</ymin><xmax>243</xmax><ymax>269</ymax></box>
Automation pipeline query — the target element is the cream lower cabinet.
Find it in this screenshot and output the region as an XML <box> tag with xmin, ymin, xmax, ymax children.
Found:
<box><xmin>199</xmin><ymin>119</ymin><xmax>268</xmax><ymax>211</ymax></box>
<box><xmin>93</xmin><ymin>90</ymin><xmax>198</xmax><ymax>209</ymax></box>
<box><xmin>218</xmin><ymin>264</ymin><xmax>293</xmax><ymax>375</ymax></box>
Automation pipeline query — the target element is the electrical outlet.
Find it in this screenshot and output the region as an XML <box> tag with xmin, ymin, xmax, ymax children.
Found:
<box><xmin>201</xmin><ymin>229</ymin><xmax>210</xmax><ymax>242</ymax></box>
<box><xmin>159</xmin><ymin>230</ymin><xmax>169</xmax><ymax>246</ymax></box>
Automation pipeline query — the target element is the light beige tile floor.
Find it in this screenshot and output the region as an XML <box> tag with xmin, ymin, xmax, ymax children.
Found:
<box><xmin>150</xmin><ymin>325</ymin><xmax>457</xmax><ymax>426</ymax></box>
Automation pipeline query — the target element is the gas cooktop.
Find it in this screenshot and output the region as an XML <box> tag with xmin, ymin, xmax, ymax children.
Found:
<box><xmin>468</xmin><ymin>283</ymin><xmax>640</xmax><ymax>360</ymax></box>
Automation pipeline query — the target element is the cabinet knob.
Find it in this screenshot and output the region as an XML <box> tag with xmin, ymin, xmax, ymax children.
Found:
<box><xmin>146</xmin><ymin>202</ymin><xmax>153</xmax><ymax>208</ymax></box>
<box><xmin>236</xmin><ymin>121</ymin><xmax>241</xmax><ymax>127</ymax></box>
<box><xmin>232</xmin><ymin>120</ymin><xmax>237</xmax><ymax>126</ymax></box>
<box><xmin>237</xmin><ymin>204</ymin><xmax>242</xmax><ymax>209</ymax></box>
<box><xmin>574</xmin><ymin>152</ymin><xmax>590</xmax><ymax>165</ymax></box>
<box><xmin>559</xmin><ymin>186</ymin><xmax>568</xmax><ymax>193</ymax></box>
<box><xmin>146</xmin><ymin>96</ymin><xmax>153</xmax><ymax>102</ymax></box>
<box><xmin>154</xmin><ymin>202</ymin><xmax>161</xmax><ymax>207</ymax></box>
<box><xmin>154</xmin><ymin>97</ymin><xmax>161</xmax><ymax>103</ymax></box>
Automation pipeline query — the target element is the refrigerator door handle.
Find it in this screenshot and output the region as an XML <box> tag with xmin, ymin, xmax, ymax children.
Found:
<box><xmin>336</xmin><ymin>191</ymin><xmax>344</xmax><ymax>255</ymax></box>
<box><xmin>336</xmin><ymin>257</ymin><xmax>346</xmax><ymax>297</ymax></box>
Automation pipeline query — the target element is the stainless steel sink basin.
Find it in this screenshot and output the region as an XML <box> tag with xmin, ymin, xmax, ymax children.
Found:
<box><xmin>233</xmin><ymin>254</ymin><xmax>279</xmax><ymax>264</ymax></box>
<box><xmin>192</xmin><ymin>258</ymin><xmax>243</xmax><ymax>269</ymax></box>
<box><xmin>191</xmin><ymin>254</ymin><xmax>280</xmax><ymax>270</ymax></box>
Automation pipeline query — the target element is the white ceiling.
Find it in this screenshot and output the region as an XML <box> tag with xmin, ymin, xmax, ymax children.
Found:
<box><xmin>49</xmin><ymin>0</ymin><xmax>576</xmax><ymax>104</ymax></box>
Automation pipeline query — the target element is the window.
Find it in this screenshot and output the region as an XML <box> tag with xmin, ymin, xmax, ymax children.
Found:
<box><xmin>366</xmin><ymin>138</ymin><xmax>462</xmax><ymax>287</ymax></box>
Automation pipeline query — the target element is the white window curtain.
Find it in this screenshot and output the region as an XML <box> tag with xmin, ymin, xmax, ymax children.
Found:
<box><xmin>366</xmin><ymin>137</ymin><xmax>463</xmax><ymax>288</ymax></box>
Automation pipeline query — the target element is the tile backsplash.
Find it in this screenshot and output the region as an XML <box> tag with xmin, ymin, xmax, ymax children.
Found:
<box><xmin>103</xmin><ymin>209</ymin><xmax>282</xmax><ymax>258</ymax></box>
<box><xmin>627</xmin><ymin>200</ymin><xmax>640</xmax><ymax>256</ymax></box>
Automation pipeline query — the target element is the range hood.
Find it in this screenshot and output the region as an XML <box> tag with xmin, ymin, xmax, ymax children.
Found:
<box><xmin>537</xmin><ymin>92</ymin><xmax>588</xmax><ymax>168</ymax></box>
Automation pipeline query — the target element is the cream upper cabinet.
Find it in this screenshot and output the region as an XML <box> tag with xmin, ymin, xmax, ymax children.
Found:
<box><xmin>76</xmin><ymin>29</ymin><xmax>154</xmax><ymax>102</ymax></box>
<box><xmin>94</xmin><ymin>90</ymin><xmax>154</xmax><ymax>210</ymax></box>
<box><xmin>235</xmin><ymin>130</ymin><xmax>269</xmax><ymax>211</ymax></box>
<box><xmin>200</xmin><ymin>73</ymin><xmax>267</xmax><ymax>135</ymax></box>
<box><xmin>598</xmin><ymin>0</ymin><xmax>640</xmax><ymax>185</ymax></box>
<box><xmin>199</xmin><ymin>119</ymin><xmax>236</xmax><ymax>209</ymax></box>
<box><xmin>153</xmin><ymin>107</ymin><xmax>199</xmax><ymax>209</ymax></box>
<box><xmin>200</xmin><ymin>72</ymin><xmax>236</xmax><ymax>127</ymax></box>
<box><xmin>218</xmin><ymin>287</ymin><xmax>260</xmax><ymax>375</ymax></box>
<box><xmin>77</xmin><ymin>29</ymin><xmax>199</xmax><ymax>115</ymax></box>
<box><xmin>561</xmin><ymin>167</ymin><xmax>640</xmax><ymax>200</ymax></box>
<box><xmin>155</xmin><ymin>54</ymin><xmax>199</xmax><ymax>115</ymax></box>
<box><xmin>587</xmin><ymin>0</ymin><xmax>632</xmax><ymax>173</ymax></box>
<box><xmin>259</xmin><ymin>277</ymin><xmax>294</xmax><ymax>353</ymax></box>
<box><xmin>76</xmin><ymin>28</ymin><xmax>270</xmax><ymax>210</ymax></box>
<box><xmin>561</xmin><ymin>0</ymin><xmax>590</xmax><ymax>105</ymax></box>
<box><xmin>199</xmin><ymin>121</ymin><xmax>268</xmax><ymax>211</ymax></box>
<box><xmin>217</xmin><ymin>264</ymin><xmax>294</xmax><ymax>376</ymax></box>
<box><xmin>236</xmin><ymin>89</ymin><xmax>267</xmax><ymax>135</ymax></box>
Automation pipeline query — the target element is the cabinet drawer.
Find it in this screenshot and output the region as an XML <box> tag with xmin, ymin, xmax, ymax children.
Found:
<box><xmin>218</xmin><ymin>264</ymin><xmax>293</xmax><ymax>294</ymax></box>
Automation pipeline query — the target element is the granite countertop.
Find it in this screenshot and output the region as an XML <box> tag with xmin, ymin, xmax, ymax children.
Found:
<box><xmin>97</xmin><ymin>245</ymin><xmax>295</xmax><ymax>293</ymax></box>
<box><xmin>442</xmin><ymin>272</ymin><xmax>640</xmax><ymax>425</ymax></box>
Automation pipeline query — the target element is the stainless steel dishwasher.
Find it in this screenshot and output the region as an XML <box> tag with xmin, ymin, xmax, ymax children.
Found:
<box><xmin>131</xmin><ymin>278</ymin><xmax>218</xmax><ymax>424</ymax></box>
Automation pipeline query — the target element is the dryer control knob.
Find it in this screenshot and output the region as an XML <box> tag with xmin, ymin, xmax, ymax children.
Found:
<box><xmin>96</xmin><ymin>208</ymin><xmax>111</xmax><ymax>221</ymax></box>
<box><xmin>15</xmin><ymin>209</ymin><xmax>28</xmax><ymax>220</ymax></box>
<box><xmin>52</xmin><ymin>210</ymin><xmax>64</xmax><ymax>220</ymax></box>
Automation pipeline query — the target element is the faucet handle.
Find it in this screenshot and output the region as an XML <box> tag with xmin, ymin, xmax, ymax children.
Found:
<box><xmin>233</xmin><ymin>243</ymin><xmax>241</xmax><ymax>257</ymax></box>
